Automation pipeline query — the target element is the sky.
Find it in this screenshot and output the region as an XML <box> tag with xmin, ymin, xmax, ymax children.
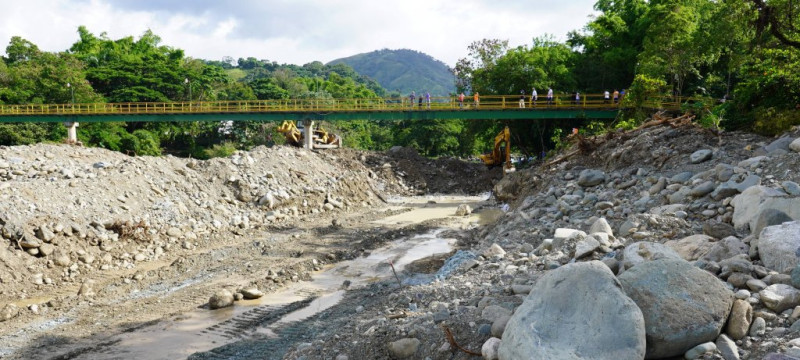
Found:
<box><xmin>0</xmin><ymin>0</ymin><xmax>598</xmax><ymax>67</ymax></box>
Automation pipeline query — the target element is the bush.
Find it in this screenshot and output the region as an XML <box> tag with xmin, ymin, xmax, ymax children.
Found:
<box><xmin>753</xmin><ymin>107</ymin><xmax>800</xmax><ymax>136</ymax></box>
<box><xmin>204</xmin><ymin>142</ymin><xmax>238</xmax><ymax>159</ymax></box>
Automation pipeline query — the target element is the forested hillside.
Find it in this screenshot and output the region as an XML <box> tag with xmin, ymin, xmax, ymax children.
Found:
<box><xmin>0</xmin><ymin>0</ymin><xmax>798</xmax><ymax>160</ymax></box>
<box><xmin>328</xmin><ymin>49</ymin><xmax>453</xmax><ymax>96</ymax></box>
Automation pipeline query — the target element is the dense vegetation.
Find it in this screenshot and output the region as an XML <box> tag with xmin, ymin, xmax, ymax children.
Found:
<box><xmin>0</xmin><ymin>0</ymin><xmax>798</xmax><ymax>159</ymax></box>
<box><xmin>328</xmin><ymin>49</ymin><xmax>453</xmax><ymax>96</ymax></box>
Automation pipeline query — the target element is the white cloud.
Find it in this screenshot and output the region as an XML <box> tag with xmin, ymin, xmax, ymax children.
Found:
<box><xmin>0</xmin><ymin>0</ymin><xmax>597</xmax><ymax>66</ymax></box>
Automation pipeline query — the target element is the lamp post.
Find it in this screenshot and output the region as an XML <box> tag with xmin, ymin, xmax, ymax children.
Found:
<box><xmin>185</xmin><ymin>78</ymin><xmax>192</xmax><ymax>102</ymax></box>
<box><xmin>66</xmin><ymin>82</ymin><xmax>74</xmax><ymax>105</ymax></box>
<box><xmin>453</xmin><ymin>69</ymin><xmax>458</xmax><ymax>95</ymax></box>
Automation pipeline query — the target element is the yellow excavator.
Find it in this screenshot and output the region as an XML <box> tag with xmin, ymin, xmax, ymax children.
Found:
<box><xmin>276</xmin><ymin>120</ymin><xmax>342</xmax><ymax>149</ymax></box>
<box><xmin>479</xmin><ymin>126</ymin><xmax>514</xmax><ymax>173</ymax></box>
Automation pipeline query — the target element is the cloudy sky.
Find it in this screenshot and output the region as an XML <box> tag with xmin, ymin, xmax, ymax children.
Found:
<box><xmin>0</xmin><ymin>0</ymin><xmax>597</xmax><ymax>67</ymax></box>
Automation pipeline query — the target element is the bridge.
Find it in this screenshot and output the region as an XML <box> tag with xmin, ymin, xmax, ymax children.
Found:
<box><xmin>0</xmin><ymin>94</ymin><xmax>679</xmax><ymax>146</ymax></box>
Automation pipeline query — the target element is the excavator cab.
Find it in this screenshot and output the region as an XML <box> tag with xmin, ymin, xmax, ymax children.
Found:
<box><xmin>479</xmin><ymin>126</ymin><xmax>515</xmax><ymax>174</ymax></box>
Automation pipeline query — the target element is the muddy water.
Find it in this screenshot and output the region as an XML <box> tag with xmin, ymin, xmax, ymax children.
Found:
<box><xmin>70</xmin><ymin>195</ymin><xmax>499</xmax><ymax>360</ymax></box>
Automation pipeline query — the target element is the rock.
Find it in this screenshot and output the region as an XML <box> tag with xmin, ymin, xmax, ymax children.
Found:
<box><xmin>726</xmin><ymin>300</ymin><xmax>752</xmax><ymax>340</ymax></box>
<box><xmin>766</xmin><ymin>136</ymin><xmax>795</xmax><ymax>153</ymax></box>
<box><xmin>747</xmin><ymin>279</ymin><xmax>768</xmax><ymax>292</ymax></box>
<box><xmin>753</xmin><ymin>209</ymin><xmax>794</xmax><ymax>236</ymax></box>
<box><xmin>491</xmin><ymin>315</ymin><xmax>511</xmax><ymax>338</ymax></box>
<box><xmin>482</xmin><ymin>244</ymin><xmax>506</xmax><ymax>259</ymax></box>
<box><xmin>618</xmin><ymin>259</ymin><xmax>734</xmax><ymax>359</ymax></box>
<box><xmin>38</xmin><ymin>243</ymin><xmax>55</xmax><ymax>257</ymax></box>
<box><xmin>759</xmin><ymin>222</ymin><xmax>800</xmax><ymax>273</ymax></box>
<box><xmin>19</xmin><ymin>235</ymin><xmax>41</xmax><ymax>249</ymax></box>
<box><xmin>78</xmin><ymin>280</ymin><xmax>95</xmax><ymax>297</ymax></box>
<box><xmin>665</xmin><ymin>235</ymin><xmax>715</xmax><ymax>261</ymax></box>
<box><xmin>498</xmin><ymin>261</ymin><xmax>645</xmax><ymax>360</ymax></box>
<box><xmin>622</xmin><ymin>242</ymin><xmax>683</xmax><ymax>269</ymax></box>
<box><xmin>240</xmin><ymin>288</ymin><xmax>264</xmax><ymax>300</ymax></box>
<box><xmin>760</xmin><ymin>284</ymin><xmax>800</xmax><ymax>313</ymax></box>
<box><xmin>690</xmin><ymin>181</ymin><xmax>716</xmax><ymax>197</ymax></box>
<box><xmin>703</xmin><ymin>222</ymin><xmax>736</xmax><ymax>239</ymax></box>
<box><xmin>482</xmin><ymin>338</ymin><xmax>501</xmax><ymax>360</ymax></box>
<box><xmin>703</xmin><ymin>237</ymin><xmax>749</xmax><ymax>263</ymax></box>
<box><xmin>671</xmin><ymin>172</ymin><xmax>694</xmax><ymax>184</ymax></box>
<box><xmin>589</xmin><ymin>217</ymin><xmax>613</xmax><ymax>236</ymax></box>
<box><xmin>791</xmin><ymin>138</ymin><xmax>800</xmax><ymax>152</ymax></box>
<box><xmin>784</xmin><ymin>181</ymin><xmax>800</xmax><ymax>196</ymax></box>
<box><xmin>690</xmin><ymin>149</ymin><xmax>713</xmax><ymax>164</ymax></box>
<box><xmin>387</xmin><ymin>338</ymin><xmax>420</xmax><ymax>359</ymax></box>
<box><xmin>731</xmin><ymin>186</ymin><xmax>800</xmax><ymax>232</ymax></box>
<box><xmin>481</xmin><ymin>305</ymin><xmax>511</xmax><ymax>323</ymax></box>
<box><xmin>455</xmin><ymin>204</ymin><xmax>472</xmax><ymax>216</ymax></box>
<box><xmin>711</xmin><ymin>183</ymin><xmax>741</xmax><ymax>201</ymax></box>
<box><xmin>577</xmin><ymin>169</ymin><xmax>606</xmax><ymax>187</ymax></box>
<box><xmin>209</xmin><ymin>289</ymin><xmax>235</xmax><ymax>310</ymax></box>
<box><xmin>763</xmin><ymin>354</ymin><xmax>800</xmax><ymax>360</ymax></box>
<box><xmin>749</xmin><ymin>316</ymin><xmax>766</xmax><ymax>337</ymax></box>
<box><xmin>574</xmin><ymin>236</ymin><xmax>601</xmax><ymax>259</ymax></box>
<box><xmin>727</xmin><ymin>273</ymin><xmax>754</xmax><ymax>289</ymax></box>
<box><xmin>36</xmin><ymin>226</ymin><xmax>55</xmax><ymax>242</ymax></box>
<box><xmin>166</xmin><ymin>227</ymin><xmax>182</xmax><ymax>238</ymax></box>
<box><xmin>53</xmin><ymin>250</ymin><xmax>71</xmax><ymax>267</ymax></box>
<box><xmin>0</xmin><ymin>304</ymin><xmax>19</xmax><ymax>322</ymax></box>
<box><xmin>554</xmin><ymin>228</ymin><xmax>586</xmax><ymax>241</ymax></box>
<box><xmin>716</xmin><ymin>334</ymin><xmax>740</xmax><ymax>360</ymax></box>
<box><xmin>684</xmin><ymin>342</ymin><xmax>716</xmax><ymax>360</ymax></box>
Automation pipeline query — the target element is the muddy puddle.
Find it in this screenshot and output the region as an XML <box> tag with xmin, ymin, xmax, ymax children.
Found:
<box><xmin>61</xmin><ymin>195</ymin><xmax>502</xmax><ymax>360</ymax></box>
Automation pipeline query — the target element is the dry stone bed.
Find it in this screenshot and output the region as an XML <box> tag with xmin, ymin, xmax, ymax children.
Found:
<box><xmin>279</xmin><ymin>124</ymin><xmax>800</xmax><ymax>360</ymax></box>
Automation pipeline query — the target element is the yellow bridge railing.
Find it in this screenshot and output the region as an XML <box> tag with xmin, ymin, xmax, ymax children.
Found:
<box><xmin>0</xmin><ymin>94</ymin><xmax>684</xmax><ymax>117</ymax></box>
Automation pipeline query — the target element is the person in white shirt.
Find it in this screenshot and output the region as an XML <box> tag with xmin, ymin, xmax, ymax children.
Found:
<box><xmin>604</xmin><ymin>90</ymin><xmax>610</xmax><ymax>104</ymax></box>
<box><xmin>531</xmin><ymin>88</ymin><xmax>538</xmax><ymax>106</ymax></box>
<box><xmin>547</xmin><ymin>88</ymin><xmax>554</xmax><ymax>106</ymax></box>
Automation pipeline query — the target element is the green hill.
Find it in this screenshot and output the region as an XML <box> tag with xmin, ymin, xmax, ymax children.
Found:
<box><xmin>328</xmin><ymin>49</ymin><xmax>454</xmax><ymax>96</ymax></box>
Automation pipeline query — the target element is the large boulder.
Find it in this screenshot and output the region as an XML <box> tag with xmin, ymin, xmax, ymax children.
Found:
<box><xmin>618</xmin><ymin>259</ymin><xmax>735</xmax><ymax>359</ymax></box>
<box><xmin>498</xmin><ymin>261</ymin><xmax>645</xmax><ymax>360</ymax></box>
<box><xmin>760</xmin><ymin>284</ymin><xmax>800</xmax><ymax>313</ymax></box>
<box><xmin>665</xmin><ymin>235</ymin><xmax>716</xmax><ymax>261</ymax></box>
<box><xmin>209</xmin><ymin>289</ymin><xmax>235</xmax><ymax>310</ymax></box>
<box><xmin>791</xmin><ymin>138</ymin><xmax>800</xmax><ymax>153</ymax></box>
<box><xmin>731</xmin><ymin>186</ymin><xmax>800</xmax><ymax>232</ymax></box>
<box><xmin>758</xmin><ymin>222</ymin><xmax>800</xmax><ymax>273</ymax></box>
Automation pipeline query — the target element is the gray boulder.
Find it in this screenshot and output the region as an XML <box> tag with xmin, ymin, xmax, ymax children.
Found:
<box><xmin>702</xmin><ymin>237</ymin><xmax>749</xmax><ymax>263</ymax></box>
<box><xmin>622</xmin><ymin>242</ymin><xmax>683</xmax><ymax>269</ymax></box>
<box><xmin>690</xmin><ymin>149</ymin><xmax>713</xmax><ymax>164</ymax></box>
<box><xmin>758</xmin><ymin>222</ymin><xmax>800</xmax><ymax>273</ymax></box>
<box><xmin>665</xmin><ymin>235</ymin><xmax>715</xmax><ymax>261</ymax></box>
<box><xmin>702</xmin><ymin>222</ymin><xmax>737</xmax><ymax>239</ymax></box>
<box><xmin>753</xmin><ymin>209</ymin><xmax>794</xmax><ymax>236</ymax></box>
<box><xmin>731</xmin><ymin>186</ymin><xmax>800</xmax><ymax>232</ymax></box>
<box><xmin>498</xmin><ymin>261</ymin><xmax>645</xmax><ymax>360</ymax></box>
<box><xmin>387</xmin><ymin>338</ymin><xmax>420</xmax><ymax>359</ymax></box>
<box><xmin>765</xmin><ymin>137</ymin><xmax>795</xmax><ymax>153</ymax></box>
<box><xmin>577</xmin><ymin>169</ymin><xmax>607</xmax><ymax>187</ymax></box>
<box><xmin>618</xmin><ymin>259</ymin><xmax>735</xmax><ymax>359</ymax></box>
<box><xmin>760</xmin><ymin>284</ymin><xmax>800</xmax><ymax>313</ymax></box>
<box><xmin>690</xmin><ymin>181</ymin><xmax>716</xmax><ymax>197</ymax></box>
<box><xmin>209</xmin><ymin>289</ymin><xmax>235</xmax><ymax>310</ymax></box>
<box><xmin>783</xmin><ymin>181</ymin><xmax>800</xmax><ymax>196</ymax></box>
<box><xmin>589</xmin><ymin>217</ymin><xmax>613</xmax><ymax>236</ymax></box>
<box><xmin>791</xmin><ymin>138</ymin><xmax>800</xmax><ymax>153</ymax></box>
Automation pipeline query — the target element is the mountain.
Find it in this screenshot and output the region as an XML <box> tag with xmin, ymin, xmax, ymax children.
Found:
<box><xmin>328</xmin><ymin>49</ymin><xmax>454</xmax><ymax>96</ymax></box>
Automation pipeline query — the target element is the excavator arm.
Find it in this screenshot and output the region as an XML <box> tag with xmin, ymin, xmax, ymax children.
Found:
<box><xmin>479</xmin><ymin>126</ymin><xmax>513</xmax><ymax>172</ymax></box>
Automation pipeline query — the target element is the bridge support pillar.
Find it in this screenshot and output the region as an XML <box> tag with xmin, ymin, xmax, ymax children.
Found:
<box><xmin>65</xmin><ymin>122</ymin><xmax>79</xmax><ymax>144</ymax></box>
<box><xmin>302</xmin><ymin>120</ymin><xmax>314</xmax><ymax>149</ymax></box>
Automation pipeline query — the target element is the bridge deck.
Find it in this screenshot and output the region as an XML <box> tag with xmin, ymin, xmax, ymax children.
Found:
<box><xmin>0</xmin><ymin>94</ymin><xmax>678</xmax><ymax>122</ymax></box>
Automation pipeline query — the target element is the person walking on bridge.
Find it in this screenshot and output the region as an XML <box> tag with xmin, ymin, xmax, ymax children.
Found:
<box><xmin>547</xmin><ymin>88</ymin><xmax>554</xmax><ymax>106</ymax></box>
<box><xmin>409</xmin><ymin>91</ymin><xmax>416</xmax><ymax>109</ymax></box>
<box><xmin>519</xmin><ymin>89</ymin><xmax>526</xmax><ymax>108</ymax></box>
<box><xmin>604</xmin><ymin>90</ymin><xmax>610</xmax><ymax>104</ymax></box>
<box><xmin>531</xmin><ymin>88</ymin><xmax>538</xmax><ymax>106</ymax></box>
<box><xmin>425</xmin><ymin>92</ymin><xmax>431</xmax><ymax>109</ymax></box>
<box><xmin>458</xmin><ymin>92</ymin><xmax>465</xmax><ymax>108</ymax></box>
<box><xmin>574</xmin><ymin>91</ymin><xmax>581</xmax><ymax>106</ymax></box>
<box><xmin>613</xmin><ymin>89</ymin><xmax>620</xmax><ymax>104</ymax></box>
<box><xmin>474</xmin><ymin>92</ymin><xmax>480</xmax><ymax>108</ymax></box>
